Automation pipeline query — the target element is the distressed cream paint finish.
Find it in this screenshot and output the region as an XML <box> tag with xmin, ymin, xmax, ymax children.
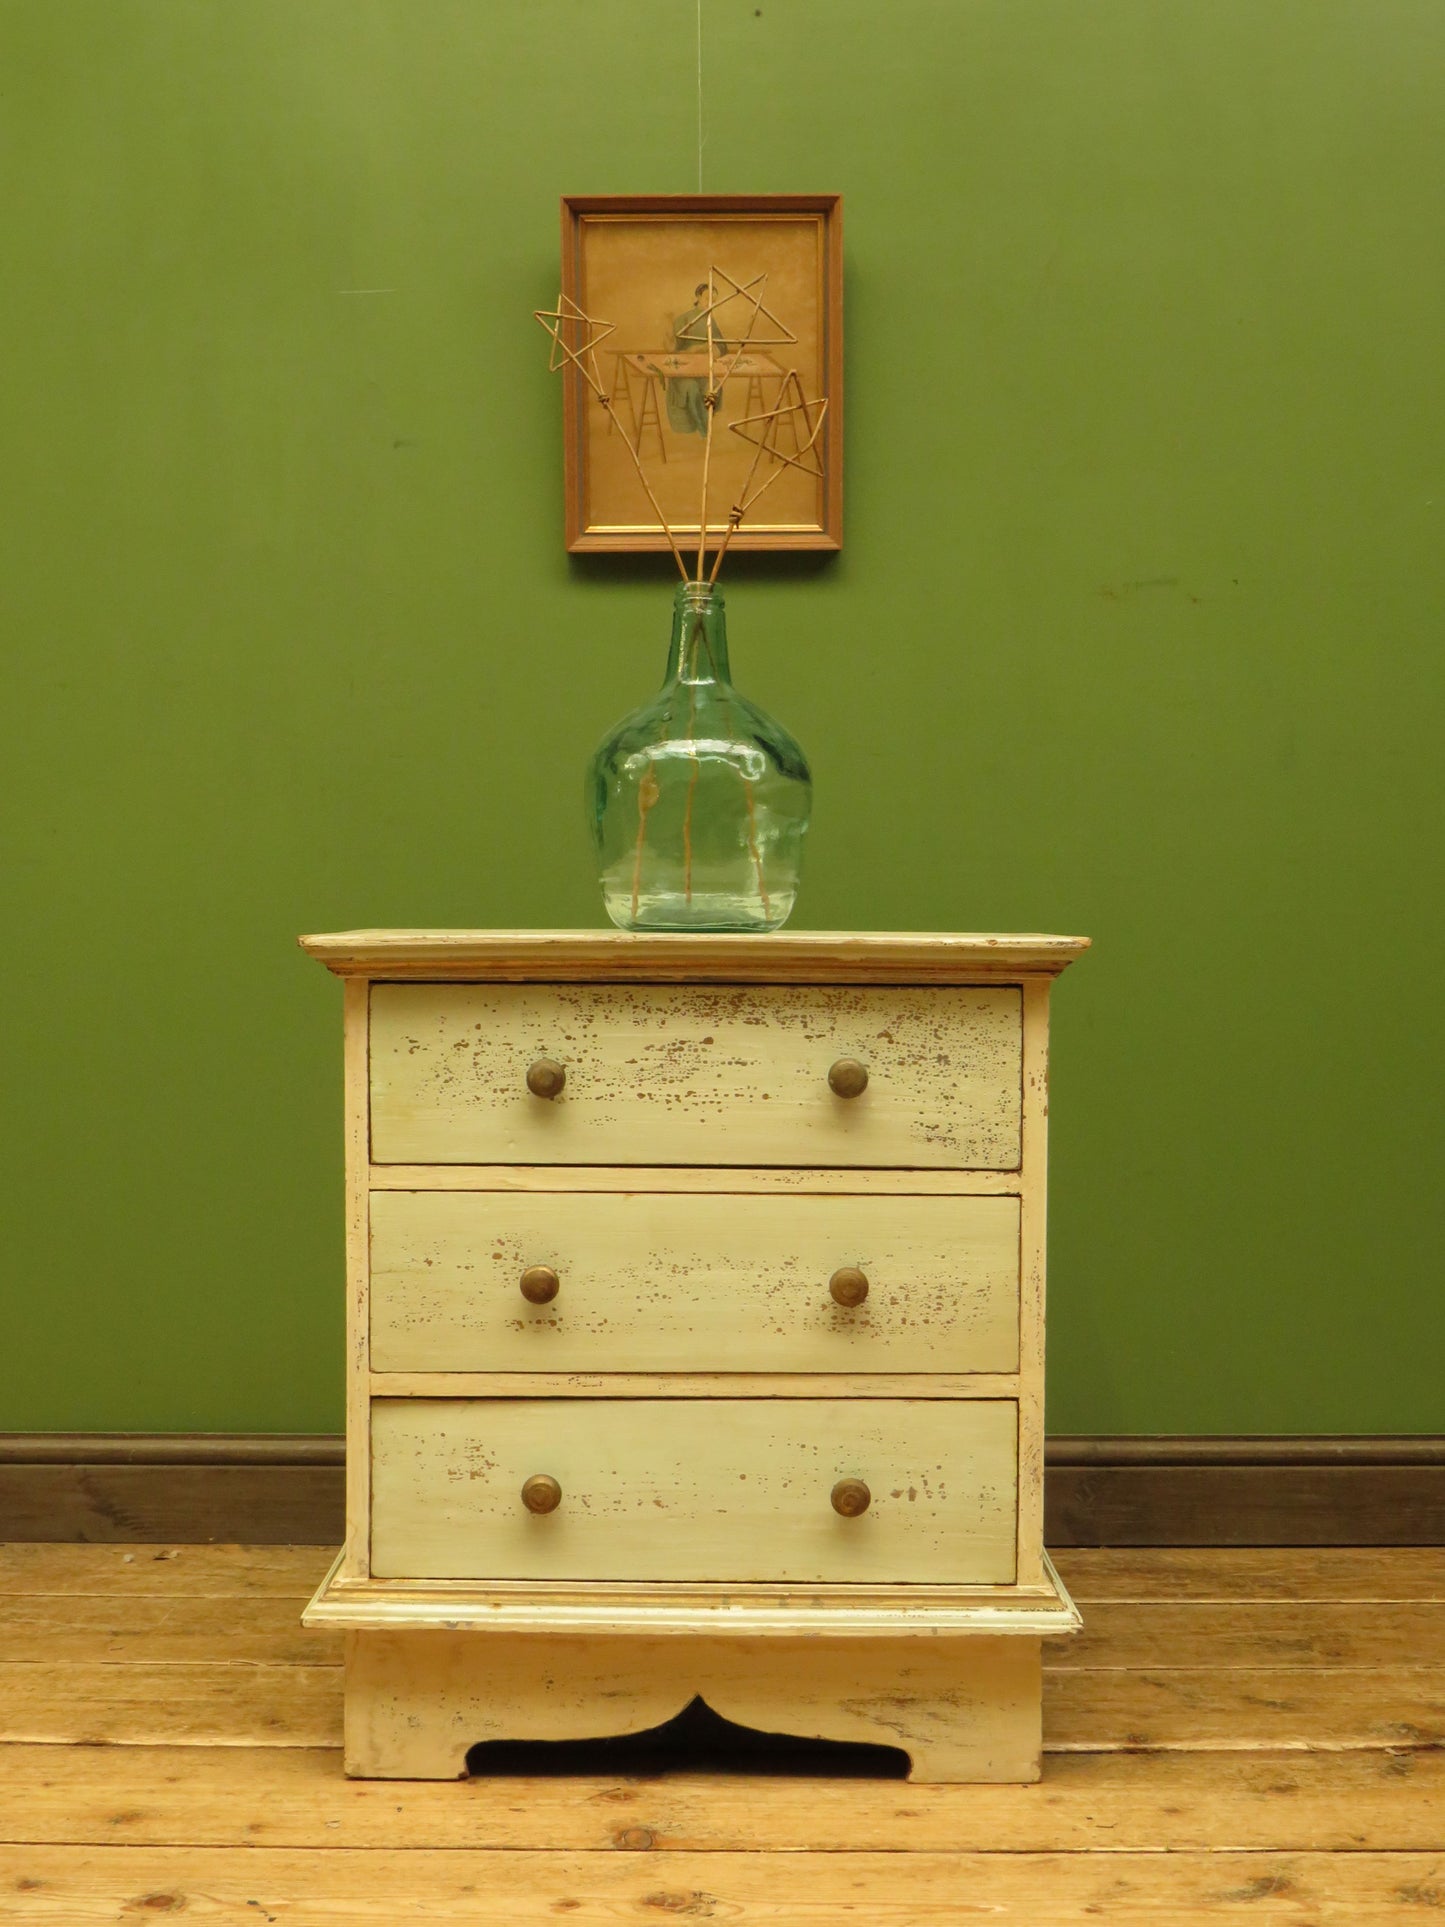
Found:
<box><xmin>343</xmin><ymin>1629</ymin><xmax>1042</xmax><ymax>1781</ymax></box>
<box><xmin>304</xmin><ymin>929</ymin><xmax>1087</xmax><ymax>982</ymax></box>
<box><xmin>307</xmin><ymin>1548</ymin><xmax>1079</xmax><ymax>1637</ymax></box>
<box><xmin>368</xmin><ymin>1396</ymin><xmax>1018</xmax><ymax>1585</ymax></box>
<box><xmin>369</xmin><ymin>1190</ymin><xmax>1021</xmax><ymax>1374</ymax></box>
<box><xmin>368</xmin><ymin>982</ymin><xmax>1023</xmax><ymax>1168</ymax></box>
<box><xmin>300</xmin><ymin>931</ymin><xmax>1088</xmax><ymax>1780</ymax></box>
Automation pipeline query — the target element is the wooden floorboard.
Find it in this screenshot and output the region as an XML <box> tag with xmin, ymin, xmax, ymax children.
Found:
<box><xmin>0</xmin><ymin>1544</ymin><xmax>330</xmax><ymax>1597</ymax></box>
<box><xmin>3</xmin><ymin>1658</ymin><xmax>1442</xmax><ymax>1754</ymax></box>
<box><xmin>1</xmin><ymin>1544</ymin><xmax>1442</xmax><ymax>1921</ymax></box>
<box><xmin>0</xmin><ymin>1744</ymin><xmax>1440</xmax><ymax>1852</ymax></box>
<box><xmin>1061</xmin><ymin>1599</ymin><xmax>1445</xmax><ymax>1669</ymax></box>
<box><xmin>2</xmin><ymin>1541</ymin><xmax>1441</xmax><ymax>1601</ymax></box>
<box><xmin>3</xmin><ymin>1844</ymin><xmax>1442</xmax><ymax>1923</ymax></box>
<box><xmin>1053</xmin><ymin>1545</ymin><xmax>1445</xmax><ymax>1602</ymax></box>
<box><xmin>0</xmin><ymin>1593</ymin><xmax>340</xmax><ymax>1665</ymax></box>
<box><xmin>0</xmin><ymin>1660</ymin><xmax>344</xmax><ymax>1748</ymax></box>
<box><xmin>2</xmin><ymin>1591</ymin><xmax>1438</xmax><ymax>1672</ymax></box>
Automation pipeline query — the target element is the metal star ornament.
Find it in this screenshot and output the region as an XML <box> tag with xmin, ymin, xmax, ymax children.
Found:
<box><xmin>533</xmin><ymin>293</ymin><xmax>615</xmax><ymax>393</ymax></box>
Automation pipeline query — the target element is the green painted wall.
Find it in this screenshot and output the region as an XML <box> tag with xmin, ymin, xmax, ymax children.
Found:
<box><xmin>3</xmin><ymin>1</ymin><xmax>1441</xmax><ymax>1436</ymax></box>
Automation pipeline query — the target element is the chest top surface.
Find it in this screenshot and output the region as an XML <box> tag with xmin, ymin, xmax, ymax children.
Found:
<box><xmin>299</xmin><ymin>929</ymin><xmax>1090</xmax><ymax>983</ymax></box>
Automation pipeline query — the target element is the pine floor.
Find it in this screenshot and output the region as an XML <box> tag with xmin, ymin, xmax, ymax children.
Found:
<box><xmin>0</xmin><ymin>1544</ymin><xmax>1440</xmax><ymax>1922</ymax></box>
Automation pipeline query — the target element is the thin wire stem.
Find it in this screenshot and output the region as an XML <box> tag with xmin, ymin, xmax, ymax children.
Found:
<box><xmin>696</xmin><ymin>271</ymin><xmax>717</xmax><ymax>581</ymax></box>
<box><xmin>694</xmin><ymin>267</ymin><xmax>773</xmax><ymax>579</ymax></box>
<box><xmin>629</xmin><ymin>766</ymin><xmax>661</xmax><ymax>921</ymax></box>
<box><xmin>598</xmin><ymin>389</ymin><xmax>689</xmax><ymax>582</ymax></box>
<box><xmin>742</xmin><ymin>768</ymin><xmax>771</xmax><ymax>918</ymax></box>
<box><xmin>708</xmin><ymin>430</ymin><xmax>769</xmax><ymax>585</ymax></box>
<box><xmin>538</xmin><ymin>299</ymin><xmax>690</xmax><ymax>580</ymax></box>
<box><xmin>708</xmin><ymin>391</ymin><xmax>826</xmax><ymax>584</ymax></box>
<box><xmin>681</xmin><ymin>666</ymin><xmax>700</xmax><ymax>902</ymax></box>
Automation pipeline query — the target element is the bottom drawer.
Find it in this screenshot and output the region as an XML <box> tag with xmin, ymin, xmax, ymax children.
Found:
<box><xmin>369</xmin><ymin>1398</ymin><xmax>1018</xmax><ymax>1585</ymax></box>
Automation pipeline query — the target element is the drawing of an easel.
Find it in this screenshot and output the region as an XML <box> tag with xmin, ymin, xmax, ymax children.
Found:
<box><xmin>605</xmin><ymin>350</ymin><xmax>796</xmax><ymax>463</ymax></box>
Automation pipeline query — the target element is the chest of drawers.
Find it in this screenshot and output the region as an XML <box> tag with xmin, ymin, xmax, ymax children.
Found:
<box><xmin>301</xmin><ymin>929</ymin><xmax>1088</xmax><ymax>1781</ymax></box>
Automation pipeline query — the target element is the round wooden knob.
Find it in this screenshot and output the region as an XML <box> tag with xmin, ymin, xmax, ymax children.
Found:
<box><xmin>520</xmin><ymin>1265</ymin><xmax>559</xmax><ymax>1305</ymax></box>
<box><xmin>831</xmin><ymin>1478</ymin><xmax>871</xmax><ymax>1518</ymax></box>
<box><xmin>828</xmin><ymin>1058</ymin><xmax>869</xmax><ymax>1099</ymax></box>
<box><xmin>829</xmin><ymin>1266</ymin><xmax>870</xmax><ymax>1308</ymax></box>
<box><xmin>526</xmin><ymin>1057</ymin><xmax>566</xmax><ymax>1100</ymax></box>
<box><xmin>521</xmin><ymin>1474</ymin><xmax>562</xmax><ymax>1514</ymax></box>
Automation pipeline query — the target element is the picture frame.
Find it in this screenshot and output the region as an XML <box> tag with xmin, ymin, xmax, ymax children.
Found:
<box><xmin>558</xmin><ymin>194</ymin><xmax>843</xmax><ymax>554</ymax></box>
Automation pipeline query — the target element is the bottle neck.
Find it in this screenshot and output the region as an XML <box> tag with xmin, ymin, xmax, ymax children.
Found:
<box><xmin>664</xmin><ymin>583</ymin><xmax>732</xmax><ymax>686</ymax></box>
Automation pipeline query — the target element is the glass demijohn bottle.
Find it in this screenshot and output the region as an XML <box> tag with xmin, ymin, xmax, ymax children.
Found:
<box><xmin>587</xmin><ymin>582</ymin><xmax>811</xmax><ymax>932</ymax></box>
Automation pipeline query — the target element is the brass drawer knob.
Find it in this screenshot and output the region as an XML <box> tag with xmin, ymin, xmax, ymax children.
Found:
<box><xmin>521</xmin><ymin>1474</ymin><xmax>562</xmax><ymax>1514</ymax></box>
<box><xmin>526</xmin><ymin>1057</ymin><xmax>566</xmax><ymax>1100</ymax></box>
<box><xmin>829</xmin><ymin>1266</ymin><xmax>870</xmax><ymax>1307</ymax></box>
<box><xmin>827</xmin><ymin>1057</ymin><xmax>868</xmax><ymax>1099</ymax></box>
<box><xmin>831</xmin><ymin>1478</ymin><xmax>871</xmax><ymax>1518</ymax></box>
<box><xmin>520</xmin><ymin>1265</ymin><xmax>560</xmax><ymax>1305</ymax></box>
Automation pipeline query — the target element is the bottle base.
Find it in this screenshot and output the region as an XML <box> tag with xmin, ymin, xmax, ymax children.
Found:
<box><xmin>600</xmin><ymin>888</ymin><xmax>797</xmax><ymax>935</ymax></box>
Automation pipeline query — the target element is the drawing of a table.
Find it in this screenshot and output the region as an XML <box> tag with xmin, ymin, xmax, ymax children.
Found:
<box><xmin>607</xmin><ymin>350</ymin><xmax>790</xmax><ymax>461</ymax></box>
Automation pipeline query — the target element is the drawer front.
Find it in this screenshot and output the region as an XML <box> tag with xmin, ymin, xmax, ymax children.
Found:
<box><xmin>369</xmin><ymin>1397</ymin><xmax>1018</xmax><ymax>1583</ymax></box>
<box><xmin>370</xmin><ymin>1191</ymin><xmax>1020</xmax><ymax>1374</ymax></box>
<box><xmin>369</xmin><ymin>983</ymin><xmax>1022</xmax><ymax>1168</ymax></box>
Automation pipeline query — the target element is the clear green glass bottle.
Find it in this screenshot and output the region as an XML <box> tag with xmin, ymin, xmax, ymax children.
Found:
<box><xmin>587</xmin><ymin>581</ymin><xmax>812</xmax><ymax>932</ymax></box>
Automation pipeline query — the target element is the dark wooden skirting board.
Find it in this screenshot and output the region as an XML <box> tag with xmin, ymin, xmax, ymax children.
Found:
<box><xmin>1046</xmin><ymin>1437</ymin><xmax>1445</xmax><ymax>1547</ymax></box>
<box><xmin>0</xmin><ymin>1437</ymin><xmax>344</xmax><ymax>1547</ymax></box>
<box><xmin>1</xmin><ymin>1434</ymin><xmax>1441</xmax><ymax>1546</ymax></box>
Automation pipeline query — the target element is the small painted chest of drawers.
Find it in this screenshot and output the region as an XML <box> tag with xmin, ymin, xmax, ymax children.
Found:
<box><xmin>301</xmin><ymin>928</ymin><xmax>1088</xmax><ymax>1781</ymax></box>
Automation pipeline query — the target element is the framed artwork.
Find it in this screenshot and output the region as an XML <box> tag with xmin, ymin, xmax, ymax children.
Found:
<box><xmin>557</xmin><ymin>194</ymin><xmax>843</xmax><ymax>554</ymax></box>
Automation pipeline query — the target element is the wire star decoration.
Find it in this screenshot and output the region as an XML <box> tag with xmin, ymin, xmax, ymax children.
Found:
<box><xmin>533</xmin><ymin>293</ymin><xmax>616</xmax><ymax>390</ymax></box>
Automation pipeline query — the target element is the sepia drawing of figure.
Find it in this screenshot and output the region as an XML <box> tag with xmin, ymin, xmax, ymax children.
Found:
<box><xmin>665</xmin><ymin>281</ymin><xmax>730</xmax><ymax>437</ymax></box>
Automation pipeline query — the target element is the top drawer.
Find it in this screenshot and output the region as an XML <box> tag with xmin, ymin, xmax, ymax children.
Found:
<box><xmin>369</xmin><ymin>982</ymin><xmax>1022</xmax><ymax>1168</ymax></box>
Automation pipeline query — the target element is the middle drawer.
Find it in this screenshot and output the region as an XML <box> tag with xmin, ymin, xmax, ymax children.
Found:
<box><xmin>370</xmin><ymin>1190</ymin><xmax>1021</xmax><ymax>1374</ymax></box>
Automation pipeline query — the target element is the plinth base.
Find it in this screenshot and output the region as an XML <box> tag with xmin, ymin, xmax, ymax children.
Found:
<box><xmin>341</xmin><ymin>1628</ymin><xmax>1043</xmax><ymax>1782</ymax></box>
